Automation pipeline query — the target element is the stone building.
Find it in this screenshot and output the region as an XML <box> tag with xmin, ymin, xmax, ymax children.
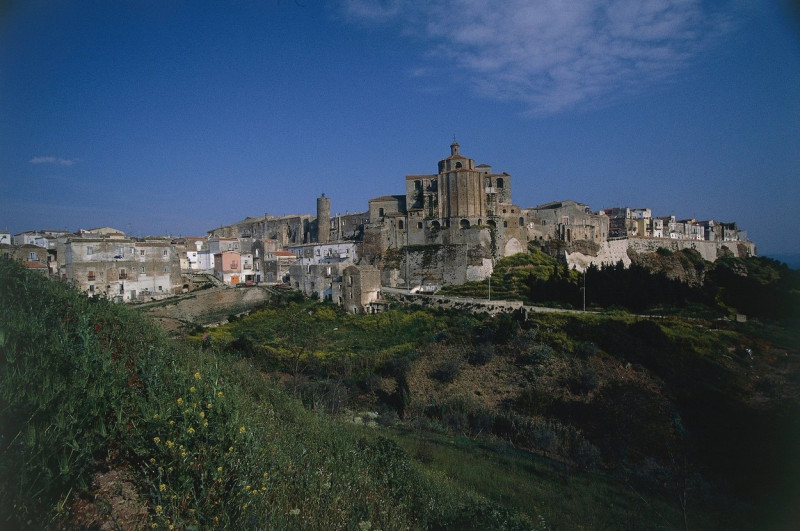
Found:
<box><xmin>61</xmin><ymin>234</ymin><xmax>182</xmax><ymax>301</ymax></box>
<box><xmin>1</xmin><ymin>243</ymin><xmax>52</xmax><ymax>274</ymax></box>
<box><xmin>361</xmin><ymin>141</ymin><xmax>527</xmax><ymax>287</ymax></box>
<box><xmin>289</xmin><ymin>261</ymin><xmax>382</xmax><ymax>312</ymax></box>
<box><xmin>524</xmin><ymin>200</ymin><xmax>609</xmax><ymax>244</ymax></box>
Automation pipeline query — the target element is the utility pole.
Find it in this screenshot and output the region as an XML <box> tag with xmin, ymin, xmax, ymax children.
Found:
<box><xmin>583</xmin><ymin>268</ymin><xmax>586</xmax><ymax>312</ymax></box>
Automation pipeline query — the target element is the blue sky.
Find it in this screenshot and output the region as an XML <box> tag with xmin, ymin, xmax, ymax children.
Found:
<box><xmin>1</xmin><ymin>1</ymin><xmax>798</xmax><ymax>257</ymax></box>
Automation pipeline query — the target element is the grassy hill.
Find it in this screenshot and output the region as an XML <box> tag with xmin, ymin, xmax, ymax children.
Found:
<box><xmin>0</xmin><ymin>259</ymin><xmax>533</xmax><ymax>529</ymax></box>
<box><xmin>2</xmin><ymin>257</ymin><xmax>799</xmax><ymax>529</ymax></box>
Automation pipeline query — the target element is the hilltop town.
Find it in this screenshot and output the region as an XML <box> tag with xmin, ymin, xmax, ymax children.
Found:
<box><xmin>2</xmin><ymin>141</ymin><xmax>755</xmax><ymax>312</ymax></box>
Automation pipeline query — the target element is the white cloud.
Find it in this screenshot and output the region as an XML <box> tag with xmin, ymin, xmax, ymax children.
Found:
<box><xmin>341</xmin><ymin>0</ymin><xmax>737</xmax><ymax>114</ymax></box>
<box><xmin>29</xmin><ymin>156</ymin><xmax>79</xmax><ymax>166</ymax></box>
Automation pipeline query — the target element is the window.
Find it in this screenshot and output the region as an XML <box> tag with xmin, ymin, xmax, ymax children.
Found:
<box><xmin>87</xmin><ymin>246</ymin><xmax>94</xmax><ymax>255</ymax></box>
<box><xmin>89</xmin><ymin>284</ymin><xmax>94</xmax><ymax>292</ymax></box>
<box><xmin>141</xmin><ymin>266</ymin><xmax>145</xmax><ymax>273</ymax></box>
<box><xmin>29</xmin><ymin>252</ymin><xmax>37</xmax><ymax>261</ymax></box>
<box><xmin>398</xmin><ymin>220</ymin><xmax>404</xmax><ymax>230</ymax></box>
<box><xmin>379</xmin><ymin>207</ymin><xmax>385</xmax><ymax>217</ymax></box>
<box><xmin>140</xmin><ymin>249</ymin><xmax>145</xmax><ymax>256</ymax></box>
<box><xmin>158</xmin><ymin>286</ymin><xmax>163</xmax><ymax>292</ymax></box>
<box><xmin>163</xmin><ymin>266</ymin><xmax>169</xmax><ymax>272</ymax></box>
<box><xmin>496</xmin><ymin>178</ymin><xmax>504</xmax><ymax>188</ymax></box>
<box><xmin>88</xmin><ymin>270</ymin><xmax>96</xmax><ymax>281</ymax></box>
<box><xmin>417</xmin><ymin>222</ymin><xmax>423</xmax><ymax>229</ymax></box>
<box><xmin>163</xmin><ymin>250</ymin><xmax>168</xmax><ymax>257</ymax></box>
<box><xmin>119</xmin><ymin>269</ymin><xmax>127</xmax><ymax>279</ymax></box>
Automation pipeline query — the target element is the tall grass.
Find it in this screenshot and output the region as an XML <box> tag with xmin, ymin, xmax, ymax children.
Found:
<box><xmin>0</xmin><ymin>259</ymin><xmax>536</xmax><ymax>529</ymax></box>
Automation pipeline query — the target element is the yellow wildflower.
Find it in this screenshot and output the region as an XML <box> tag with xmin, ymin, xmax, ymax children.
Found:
<box><xmin>203</xmin><ymin>421</ymin><xmax>209</xmax><ymax>428</ymax></box>
<box><xmin>239</xmin><ymin>426</ymin><xmax>246</xmax><ymax>434</ymax></box>
<box><xmin>181</xmin><ymin>451</ymin><xmax>187</xmax><ymax>458</ymax></box>
<box><xmin>194</xmin><ymin>372</ymin><xmax>201</xmax><ymax>379</ymax></box>
<box><xmin>217</xmin><ymin>466</ymin><xmax>223</xmax><ymax>472</ymax></box>
<box><xmin>149</xmin><ymin>458</ymin><xmax>155</xmax><ymax>464</ymax></box>
<box><xmin>166</xmin><ymin>440</ymin><xmax>174</xmax><ymax>448</ymax></box>
<box><xmin>187</xmin><ymin>427</ymin><xmax>195</xmax><ymax>435</ymax></box>
<box><xmin>159</xmin><ymin>484</ymin><xmax>166</xmax><ymax>492</ymax></box>
<box><xmin>189</xmin><ymin>386</ymin><xmax>196</xmax><ymax>393</ymax></box>
<box><xmin>206</xmin><ymin>403</ymin><xmax>212</xmax><ymax>409</ymax></box>
<box><xmin>155</xmin><ymin>505</ymin><xmax>163</xmax><ymax>513</ymax></box>
<box><xmin>153</xmin><ymin>437</ymin><xmax>161</xmax><ymax>444</ymax></box>
<box><xmin>169</xmin><ymin>420</ymin><xmax>174</xmax><ymax>426</ymax></box>
<box><xmin>153</xmin><ymin>413</ymin><xmax>159</xmax><ymax>419</ymax></box>
<box><xmin>199</xmin><ymin>411</ymin><xmax>205</xmax><ymax>419</ymax></box>
<box><xmin>217</xmin><ymin>391</ymin><xmax>223</xmax><ymax>398</ymax></box>
<box><xmin>176</xmin><ymin>397</ymin><xmax>183</xmax><ymax>405</ymax></box>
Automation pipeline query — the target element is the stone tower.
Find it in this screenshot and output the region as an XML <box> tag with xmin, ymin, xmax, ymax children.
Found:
<box><xmin>316</xmin><ymin>194</ymin><xmax>331</xmax><ymax>244</ymax></box>
<box><xmin>437</xmin><ymin>140</ymin><xmax>486</xmax><ymax>220</ymax></box>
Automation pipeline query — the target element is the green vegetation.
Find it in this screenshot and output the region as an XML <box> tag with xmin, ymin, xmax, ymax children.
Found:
<box><xmin>3</xmin><ymin>255</ymin><xmax>799</xmax><ymax>529</ymax></box>
<box><xmin>0</xmin><ymin>259</ymin><xmax>533</xmax><ymax>529</ymax></box>
<box><xmin>440</xmin><ymin>248</ymin><xmax>800</xmax><ymax>320</ymax></box>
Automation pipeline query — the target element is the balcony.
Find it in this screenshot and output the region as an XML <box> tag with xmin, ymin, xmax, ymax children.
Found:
<box><xmin>87</xmin><ymin>274</ymin><xmax>96</xmax><ymax>281</ymax></box>
<box><xmin>118</xmin><ymin>272</ymin><xmax>128</xmax><ymax>280</ymax></box>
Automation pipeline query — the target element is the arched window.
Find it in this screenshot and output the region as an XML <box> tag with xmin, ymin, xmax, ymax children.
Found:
<box><xmin>398</xmin><ymin>220</ymin><xmax>404</xmax><ymax>230</ymax></box>
<box><xmin>379</xmin><ymin>207</ymin><xmax>385</xmax><ymax>217</ymax></box>
<box><xmin>431</xmin><ymin>220</ymin><xmax>441</xmax><ymax>229</ymax></box>
<box><xmin>460</xmin><ymin>219</ymin><xmax>470</xmax><ymax>229</ymax></box>
<box><xmin>519</xmin><ymin>217</ymin><xmax>524</xmax><ymax>227</ymax></box>
<box><xmin>496</xmin><ymin>178</ymin><xmax>504</xmax><ymax>188</ymax></box>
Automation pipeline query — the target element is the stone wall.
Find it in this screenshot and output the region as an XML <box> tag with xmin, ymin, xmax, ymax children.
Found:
<box><xmin>565</xmin><ymin>237</ymin><xmax>757</xmax><ymax>272</ymax></box>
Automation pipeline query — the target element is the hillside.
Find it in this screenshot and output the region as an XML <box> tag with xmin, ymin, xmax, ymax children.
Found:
<box><xmin>0</xmin><ymin>260</ymin><xmax>533</xmax><ymax>530</ymax></box>
<box><xmin>192</xmin><ymin>285</ymin><xmax>800</xmax><ymax>528</ymax></box>
<box><xmin>2</xmin><ymin>257</ymin><xmax>799</xmax><ymax>529</ymax></box>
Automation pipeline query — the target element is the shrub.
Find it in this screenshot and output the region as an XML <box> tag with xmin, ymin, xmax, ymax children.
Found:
<box><xmin>430</xmin><ymin>355</ymin><xmax>462</xmax><ymax>383</ymax></box>
<box><xmin>468</xmin><ymin>343</ymin><xmax>495</xmax><ymax>365</ymax></box>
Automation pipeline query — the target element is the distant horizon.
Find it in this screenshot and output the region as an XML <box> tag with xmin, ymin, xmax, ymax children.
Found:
<box><xmin>2</xmin><ymin>2</ymin><xmax>798</xmax><ymax>256</ymax></box>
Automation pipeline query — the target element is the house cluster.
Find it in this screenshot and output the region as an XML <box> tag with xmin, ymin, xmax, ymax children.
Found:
<box><xmin>3</xmin><ymin>141</ymin><xmax>752</xmax><ymax>311</ymax></box>
<box><xmin>601</xmin><ymin>207</ymin><xmax>746</xmax><ymax>242</ymax></box>
<box><xmin>1</xmin><ymin>227</ymin><xmax>183</xmax><ymax>302</ymax></box>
